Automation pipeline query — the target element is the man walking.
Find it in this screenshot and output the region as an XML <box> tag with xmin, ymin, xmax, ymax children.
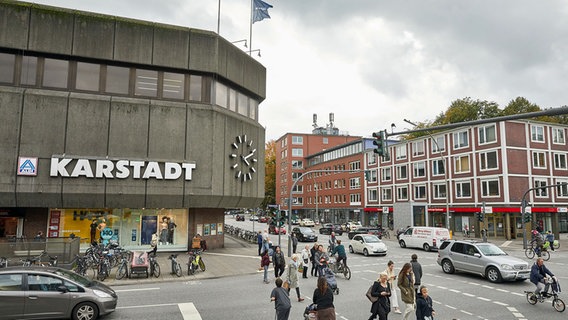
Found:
<box><xmin>410</xmin><ymin>254</ymin><xmax>422</xmax><ymax>294</ymax></box>
<box><xmin>257</xmin><ymin>231</ymin><xmax>263</xmax><ymax>255</ymax></box>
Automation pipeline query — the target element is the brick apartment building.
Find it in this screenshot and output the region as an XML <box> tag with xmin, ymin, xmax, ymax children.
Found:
<box><xmin>276</xmin><ymin>119</ymin><xmax>568</xmax><ymax>240</ymax></box>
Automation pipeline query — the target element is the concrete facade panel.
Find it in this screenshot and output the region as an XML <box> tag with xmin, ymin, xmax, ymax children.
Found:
<box><xmin>152</xmin><ymin>24</ymin><xmax>190</xmax><ymax>69</ymax></box>
<box><xmin>0</xmin><ymin>87</ymin><xmax>22</xmax><ymax>205</ymax></box>
<box><xmin>19</xmin><ymin>90</ymin><xmax>68</xmax><ymax>157</ymax></box>
<box><xmin>16</xmin><ymin>158</ymin><xmax>62</xmax><ymax>207</ymax></box>
<box><xmin>66</xmin><ymin>93</ymin><xmax>111</xmax><ymax>156</ymax></box>
<box><xmin>0</xmin><ymin>1</ymin><xmax>29</xmax><ymax>49</ymax></box>
<box><xmin>108</xmin><ymin>98</ymin><xmax>149</xmax><ymax>158</ymax></box>
<box><xmin>73</xmin><ymin>13</ymin><xmax>115</xmax><ymax>60</ymax></box>
<box><xmin>28</xmin><ymin>5</ymin><xmax>74</xmax><ymax>55</ymax></box>
<box><xmin>148</xmin><ymin>100</ymin><xmax>186</xmax><ymax>159</ymax></box>
<box><xmin>188</xmin><ymin>30</ymin><xmax>218</xmax><ymax>73</ymax></box>
<box><xmin>113</xmin><ymin>18</ymin><xmax>153</xmax><ymax>64</ymax></box>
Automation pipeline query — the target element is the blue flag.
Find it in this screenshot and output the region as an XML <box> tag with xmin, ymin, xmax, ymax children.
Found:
<box><xmin>253</xmin><ymin>0</ymin><xmax>273</xmax><ymax>23</ymax></box>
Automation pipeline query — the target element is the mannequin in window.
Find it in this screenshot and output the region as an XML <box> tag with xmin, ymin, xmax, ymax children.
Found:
<box><xmin>90</xmin><ymin>219</ymin><xmax>98</xmax><ymax>244</ymax></box>
<box><xmin>160</xmin><ymin>216</ymin><xmax>169</xmax><ymax>245</ymax></box>
<box><xmin>167</xmin><ymin>217</ymin><xmax>177</xmax><ymax>245</ymax></box>
<box><xmin>97</xmin><ymin>218</ymin><xmax>107</xmax><ymax>243</ymax></box>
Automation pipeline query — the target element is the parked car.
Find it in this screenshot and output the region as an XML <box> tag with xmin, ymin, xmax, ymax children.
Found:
<box><xmin>398</xmin><ymin>226</ymin><xmax>450</xmax><ymax>251</ymax></box>
<box><xmin>0</xmin><ymin>266</ymin><xmax>118</xmax><ymax>320</ymax></box>
<box><xmin>259</xmin><ymin>216</ymin><xmax>269</xmax><ymax>223</ymax></box>
<box><xmin>319</xmin><ymin>223</ymin><xmax>344</xmax><ymax>235</ymax></box>
<box><xmin>345</xmin><ymin>221</ymin><xmax>363</xmax><ymax>231</ymax></box>
<box><xmin>291</xmin><ymin>227</ymin><xmax>318</xmax><ymax>242</ymax></box>
<box><xmin>291</xmin><ymin>218</ymin><xmax>300</xmax><ymax>225</ymax></box>
<box><xmin>269</xmin><ymin>225</ymin><xmax>287</xmax><ymax>235</ymax></box>
<box><xmin>348</xmin><ymin>227</ymin><xmax>382</xmax><ymax>239</ymax></box>
<box><xmin>436</xmin><ymin>240</ymin><xmax>530</xmax><ymax>283</ymax></box>
<box><xmin>300</xmin><ymin>219</ymin><xmax>315</xmax><ymax>227</ymax></box>
<box><xmin>249</xmin><ymin>215</ymin><xmax>259</xmax><ymax>221</ymax></box>
<box><xmin>235</xmin><ymin>214</ymin><xmax>245</xmax><ymax>221</ymax></box>
<box><xmin>349</xmin><ymin>234</ymin><xmax>388</xmax><ymax>256</ymax></box>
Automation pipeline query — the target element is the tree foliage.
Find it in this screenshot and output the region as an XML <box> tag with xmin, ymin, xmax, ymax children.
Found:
<box><xmin>261</xmin><ymin>140</ymin><xmax>276</xmax><ymax>208</ymax></box>
<box><xmin>402</xmin><ymin>96</ymin><xmax>568</xmax><ymax>139</ymax></box>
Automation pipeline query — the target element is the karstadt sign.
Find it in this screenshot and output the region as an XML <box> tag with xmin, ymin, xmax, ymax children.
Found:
<box><xmin>50</xmin><ymin>157</ymin><xmax>196</xmax><ymax>180</ymax></box>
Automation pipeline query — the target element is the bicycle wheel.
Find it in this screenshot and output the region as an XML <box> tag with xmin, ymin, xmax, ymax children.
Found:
<box><xmin>525</xmin><ymin>248</ymin><xmax>535</xmax><ymax>259</ymax></box>
<box><xmin>541</xmin><ymin>250</ymin><xmax>550</xmax><ymax>261</ymax></box>
<box><xmin>116</xmin><ymin>263</ymin><xmax>127</xmax><ymax>280</ymax></box>
<box><xmin>188</xmin><ymin>262</ymin><xmax>195</xmax><ymax>275</ymax></box>
<box><xmin>553</xmin><ymin>241</ymin><xmax>560</xmax><ymax>250</ymax></box>
<box><xmin>343</xmin><ymin>266</ymin><xmax>351</xmax><ymax>280</ymax></box>
<box><xmin>198</xmin><ymin>258</ymin><xmax>206</xmax><ymax>272</ymax></box>
<box><xmin>97</xmin><ymin>265</ymin><xmax>107</xmax><ymax>281</ymax></box>
<box><xmin>152</xmin><ymin>262</ymin><xmax>160</xmax><ymax>278</ymax></box>
<box><xmin>526</xmin><ymin>292</ymin><xmax>537</xmax><ymax>305</ymax></box>
<box><xmin>553</xmin><ymin>297</ymin><xmax>566</xmax><ymax>312</ymax></box>
<box><xmin>174</xmin><ymin>262</ymin><xmax>182</xmax><ymax>277</ymax></box>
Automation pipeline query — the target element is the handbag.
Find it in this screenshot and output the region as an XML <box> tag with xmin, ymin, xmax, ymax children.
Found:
<box><xmin>304</xmin><ymin>258</ymin><xmax>309</xmax><ymax>264</ymax></box>
<box><xmin>298</xmin><ymin>265</ymin><xmax>304</xmax><ymax>273</ymax></box>
<box><xmin>366</xmin><ymin>284</ymin><xmax>378</xmax><ymax>303</ymax></box>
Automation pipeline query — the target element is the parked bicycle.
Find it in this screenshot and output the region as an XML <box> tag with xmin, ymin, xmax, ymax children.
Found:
<box><xmin>168</xmin><ymin>254</ymin><xmax>183</xmax><ymax>277</ymax></box>
<box><xmin>187</xmin><ymin>249</ymin><xmax>206</xmax><ymax>275</ymax></box>
<box><xmin>525</xmin><ymin>277</ymin><xmax>565</xmax><ymax>312</ymax></box>
<box><xmin>20</xmin><ymin>250</ymin><xmax>58</xmax><ymax>267</ymax></box>
<box><xmin>148</xmin><ymin>247</ymin><xmax>160</xmax><ymax>278</ymax></box>
<box><xmin>115</xmin><ymin>250</ymin><xmax>132</xmax><ymax>280</ymax></box>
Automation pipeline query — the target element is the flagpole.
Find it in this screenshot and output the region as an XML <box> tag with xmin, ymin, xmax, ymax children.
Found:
<box><xmin>249</xmin><ymin>0</ymin><xmax>253</xmax><ymax>56</ymax></box>
<box><xmin>217</xmin><ymin>0</ymin><xmax>221</xmax><ymax>34</ymax></box>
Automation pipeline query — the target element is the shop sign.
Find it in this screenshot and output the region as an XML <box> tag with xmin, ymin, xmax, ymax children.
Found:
<box><xmin>50</xmin><ymin>157</ymin><xmax>196</xmax><ymax>181</ymax></box>
<box><xmin>17</xmin><ymin>157</ymin><xmax>38</xmax><ymax>176</ymax></box>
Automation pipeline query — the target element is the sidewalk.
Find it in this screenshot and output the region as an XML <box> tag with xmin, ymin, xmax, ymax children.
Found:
<box><xmin>106</xmin><ymin>235</ymin><xmax>261</xmax><ymax>286</ymax></box>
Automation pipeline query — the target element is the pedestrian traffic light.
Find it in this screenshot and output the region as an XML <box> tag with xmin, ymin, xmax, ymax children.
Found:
<box><xmin>279</xmin><ymin>211</ymin><xmax>287</xmax><ymax>227</ymax></box>
<box><xmin>523</xmin><ymin>213</ymin><xmax>531</xmax><ymax>223</ymax></box>
<box><xmin>476</xmin><ymin>212</ymin><xmax>484</xmax><ymax>222</ymax></box>
<box><xmin>372</xmin><ymin>131</ymin><xmax>388</xmax><ymax>158</ymax></box>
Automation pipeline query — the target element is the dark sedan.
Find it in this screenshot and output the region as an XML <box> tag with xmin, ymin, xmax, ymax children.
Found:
<box><xmin>319</xmin><ymin>223</ymin><xmax>343</xmax><ymax>236</ymax></box>
<box><xmin>292</xmin><ymin>227</ymin><xmax>318</xmax><ymax>242</ymax></box>
<box><xmin>347</xmin><ymin>227</ymin><xmax>383</xmax><ymax>239</ymax></box>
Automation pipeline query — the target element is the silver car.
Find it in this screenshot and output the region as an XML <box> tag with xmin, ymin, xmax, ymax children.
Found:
<box><xmin>0</xmin><ymin>266</ymin><xmax>118</xmax><ymax>320</ymax></box>
<box><xmin>436</xmin><ymin>240</ymin><xmax>530</xmax><ymax>283</ymax></box>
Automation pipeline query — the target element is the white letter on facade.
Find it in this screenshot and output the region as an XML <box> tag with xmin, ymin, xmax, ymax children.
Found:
<box><xmin>71</xmin><ymin>159</ymin><xmax>94</xmax><ymax>178</ymax></box>
<box><xmin>95</xmin><ymin>160</ymin><xmax>115</xmax><ymax>178</ymax></box>
<box><xmin>164</xmin><ymin>162</ymin><xmax>182</xmax><ymax>179</ymax></box>
<box><xmin>130</xmin><ymin>161</ymin><xmax>145</xmax><ymax>179</ymax></box>
<box><xmin>182</xmin><ymin>163</ymin><xmax>196</xmax><ymax>180</ymax></box>
<box><xmin>50</xmin><ymin>158</ymin><xmax>72</xmax><ymax>177</ymax></box>
<box><xmin>115</xmin><ymin>160</ymin><xmax>130</xmax><ymax>179</ymax></box>
<box><xmin>142</xmin><ymin>161</ymin><xmax>163</xmax><ymax>179</ymax></box>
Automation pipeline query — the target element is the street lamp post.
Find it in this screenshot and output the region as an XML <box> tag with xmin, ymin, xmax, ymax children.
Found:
<box><xmin>404</xmin><ymin>120</ymin><xmax>451</xmax><ymax>231</ymax></box>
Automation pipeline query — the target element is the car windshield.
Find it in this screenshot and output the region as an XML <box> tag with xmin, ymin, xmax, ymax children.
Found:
<box><xmin>363</xmin><ymin>235</ymin><xmax>380</xmax><ymax>243</ymax></box>
<box><xmin>300</xmin><ymin>227</ymin><xmax>313</xmax><ymax>233</ymax></box>
<box><xmin>52</xmin><ymin>268</ymin><xmax>93</xmax><ymax>286</ymax></box>
<box><xmin>477</xmin><ymin>244</ymin><xmax>507</xmax><ymax>256</ymax></box>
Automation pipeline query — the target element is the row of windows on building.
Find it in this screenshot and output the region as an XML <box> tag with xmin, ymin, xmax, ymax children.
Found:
<box><xmin>0</xmin><ymin>51</ymin><xmax>258</xmax><ymax>120</ymax></box>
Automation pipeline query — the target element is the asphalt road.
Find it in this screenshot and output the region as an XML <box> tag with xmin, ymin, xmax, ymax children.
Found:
<box><xmin>106</xmin><ymin>217</ymin><xmax>568</xmax><ymax>320</ymax></box>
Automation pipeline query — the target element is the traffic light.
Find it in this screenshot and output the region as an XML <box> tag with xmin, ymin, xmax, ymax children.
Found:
<box><xmin>372</xmin><ymin>131</ymin><xmax>388</xmax><ymax>158</ymax></box>
<box><xmin>523</xmin><ymin>213</ymin><xmax>531</xmax><ymax>223</ymax></box>
<box><xmin>279</xmin><ymin>211</ymin><xmax>287</xmax><ymax>227</ymax></box>
<box><xmin>476</xmin><ymin>212</ymin><xmax>484</xmax><ymax>222</ymax></box>
<box><xmin>364</xmin><ymin>170</ymin><xmax>370</xmax><ymax>181</ymax></box>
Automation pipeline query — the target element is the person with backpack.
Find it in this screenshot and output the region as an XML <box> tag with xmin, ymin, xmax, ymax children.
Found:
<box><xmin>270</xmin><ymin>278</ymin><xmax>291</xmax><ymax>320</ymax></box>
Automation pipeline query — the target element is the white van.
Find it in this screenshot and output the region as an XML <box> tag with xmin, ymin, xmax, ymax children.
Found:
<box><xmin>398</xmin><ymin>226</ymin><xmax>450</xmax><ymax>251</ymax></box>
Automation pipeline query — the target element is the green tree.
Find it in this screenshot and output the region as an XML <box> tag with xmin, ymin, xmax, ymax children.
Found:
<box><xmin>434</xmin><ymin>97</ymin><xmax>500</xmax><ymax>125</ymax></box>
<box><xmin>261</xmin><ymin>140</ymin><xmax>276</xmax><ymax>208</ymax></box>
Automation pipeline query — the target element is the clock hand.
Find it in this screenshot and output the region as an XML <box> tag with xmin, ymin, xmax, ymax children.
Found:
<box><xmin>241</xmin><ymin>155</ymin><xmax>250</xmax><ymax>166</ymax></box>
<box><xmin>244</xmin><ymin>149</ymin><xmax>257</xmax><ymax>160</ymax></box>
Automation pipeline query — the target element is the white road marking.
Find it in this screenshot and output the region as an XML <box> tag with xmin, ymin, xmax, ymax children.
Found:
<box><xmin>118</xmin><ymin>303</ymin><xmax>178</xmax><ymax>309</ymax></box>
<box><xmin>179</xmin><ymin>302</ymin><xmax>203</xmax><ymax>320</ymax></box>
<box><xmin>204</xmin><ymin>252</ymin><xmax>260</xmax><ymax>259</ymax></box>
<box><xmin>114</xmin><ymin>287</ymin><xmax>160</xmax><ymax>293</ymax></box>
<box><xmin>501</xmin><ymin>240</ymin><xmax>512</xmax><ymax>247</ymax></box>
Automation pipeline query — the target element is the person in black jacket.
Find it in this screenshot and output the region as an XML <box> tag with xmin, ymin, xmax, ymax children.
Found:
<box><xmin>313</xmin><ymin>276</ymin><xmax>335</xmax><ymax>320</ymax></box>
<box><xmin>273</xmin><ymin>246</ymin><xmax>286</xmax><ymax>278</ymax></box>
<box><xmin>410</xmin><ymin>254</ymin><xmax>423</xmax><ymax>294</ymax></box>
<box><xmin>369</xmin><ymin>272</ymin><xmax>391</xmax><ymax>320</ymax></box>
<box><xmin>310</xmin><ymin>243</ymin><xmax>319</xmax><ymax>277</ymax></box>
<box><xmin>416</xmin><ymin>286</ymin><xmax>435</xmax><ymax>320</ymax></box>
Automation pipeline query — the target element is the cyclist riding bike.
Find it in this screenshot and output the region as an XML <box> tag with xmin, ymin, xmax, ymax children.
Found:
<box><xmin>531</xmin><ymin>230</ymin><xmax>545</xmax><ymax>257</ymax></box>
<box><xmin>330</xmin><ymin>239</ymin><xmax>347</xmax><ymax>271</ymax></box>
<box><xmin>530</xmin><ymin>257</ymin><xmax>557</xmax><ymax>300</ymax></box>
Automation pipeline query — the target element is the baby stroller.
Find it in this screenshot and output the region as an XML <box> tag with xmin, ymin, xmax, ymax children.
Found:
<box><xmin>303</xmin><ymin>303</ymin><xmax>318</xmax><ymax>320</ymax></box>
<box><xmin>322</xmin><ymin>265</ymin><xmax>339</xmax><ymax>294</ymax></box>
<box><xmin>129</xmin><ymin>251</ymin><xmax>149</xmax><ymax>278</ymax></box>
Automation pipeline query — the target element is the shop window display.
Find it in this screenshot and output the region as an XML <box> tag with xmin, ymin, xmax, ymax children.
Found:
<box><xmin>48</xmin><ymin>208</ymin><xmax>188</xmax><ymax>250</ymax></box>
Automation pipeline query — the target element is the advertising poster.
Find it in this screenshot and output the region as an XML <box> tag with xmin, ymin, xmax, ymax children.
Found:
<box><xmin>204</xmin><ymin>224</ymin><xmax>210</xmax><ymax>235</ymax></box>
<box><xmin>217</xmin><ymin>223</ymin><xmax>223</xmax><ymax>235</ymax></box>
<box><xmin>210</xmin><ymin>223</ymin><xmax>216</xmax><ymax>235</ymax></box>
<box><xmin>141</xmin><ymin>215</ymin><xmax>157</xmax><ymax>245</ymax></box>
<box><xmin>196</xmin><ymin>224</ymin><xmax>203</xmax><ymax>236</ymax></box>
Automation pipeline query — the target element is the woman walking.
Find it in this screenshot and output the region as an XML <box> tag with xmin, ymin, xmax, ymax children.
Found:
<box><xmin>416</xmin><ymin>286</ymin><xmax>436</xmax><ymax>320</ymax></box>
<box><xmin>313</xmin><ymin>276</ymin><xmax>336</xmax><ymax>320</ymax></box>
<box><xmin>384</xmin><ymin>260</ymin><xmax>401</xmax><ymax>314</ymax></box>
<box><xmin>397</xmin><ymin>263</ymin><xmax>415</xmax><ymax>320</ymax></box>
<box><xmin>301</xmin><ymin>245</ymin><xmax>311</xmax><ymax>278</ymax></box>
<box><xmin>273</xmin><ymin>246</ymin><xmax>286</xmax><ymax>278</ymax></box>
<box><xmin>369</xmin><ymin>272</ymin><xmax>391</xmax><ymax>320</ymax></box>
<box><xmin>286</xmin><ymin>254</ymin><xmax>304</xmax><ymax>301</ymax></box>
<box><xmin>261</xmin><ymin>250</ymin><xmax>271</xmax><ymax>283</ymax></box>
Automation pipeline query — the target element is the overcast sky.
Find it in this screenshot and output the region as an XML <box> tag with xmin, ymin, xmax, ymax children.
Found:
<box><xmin>26</xmin><ymin>0</ymin><xmax>568</xmax><ymax>141</ymax></box>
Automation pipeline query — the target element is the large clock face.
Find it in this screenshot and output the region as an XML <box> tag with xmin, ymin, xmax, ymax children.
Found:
<box><xmin>229</xmin><ymin>134</ymin><xmax>257</xmax><ymax>182</ymax></box>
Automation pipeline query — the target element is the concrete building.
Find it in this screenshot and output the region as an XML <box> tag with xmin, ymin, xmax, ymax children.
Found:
<box><xmin>0</xmin><ymin>1</ymin><xmax>265</xmax><ymax>250</ymax></box>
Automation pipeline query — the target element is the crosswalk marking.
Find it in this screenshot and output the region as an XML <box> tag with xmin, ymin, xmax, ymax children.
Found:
<box><xmin>179</xmin><ymin>302</ymin><xmax>203</xmax><ymax>320</ymax></box>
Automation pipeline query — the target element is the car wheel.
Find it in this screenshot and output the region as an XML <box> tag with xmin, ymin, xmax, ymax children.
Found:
<box><xmin>349</xmin><ymin>245</ymin><xmax>354</xmax><ymax>253</ymax></box>
<box><xmin>486</xmin><ymin>267</ymin><xmax>502</xmax><ymax>283</ymax></box>
<box><xmin>363</xmin><ymin>249</ymin><xmax>369</xmax><ymax>257</ymax></box>
<box><xmin>441</xmin><ymin>259</ymin><xmax>455</xmax><ymax>274</ymax></box>
<box><xmin>399</xmin><ymin>240</ymin><xmax>406</xmax><ymax>248</ymax></box>
<box><xmin>72</xmin><ymin>302</ymin><xmax>99</xmax><ymax>320</ymax></box>
<box><xmin>423</xmin><ymin>243</ymin><xmax>431</xmax><ymax>251</ymax></box>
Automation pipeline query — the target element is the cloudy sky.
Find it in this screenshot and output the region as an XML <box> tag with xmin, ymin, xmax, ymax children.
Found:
<box><xmin>26</xmin><ymin>0</ymin><xmax>568</xmax><ymax>140</ymax></box>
